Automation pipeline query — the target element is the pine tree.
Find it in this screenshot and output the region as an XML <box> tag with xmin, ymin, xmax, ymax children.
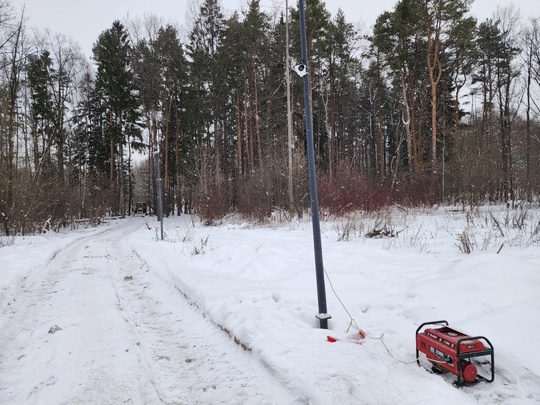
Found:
<box><xmin>153</xmin><ymin>25</ymin><xmax>189</xmax><ymax>215</ymax></box>
<box><xmin>92</xmin><ymin>20</ymin><xmax>143</xmax><ymax>215</ymax></box>
<box><xmin>422</xmin><ymin>0</ymin><xmax>473</xmax><ymax>170</ymax></box>
<box><xmin>493</xmin><ymin>8</ymin><xmax>521</xmax><ymax>203</ymax></box>
<box><xmin>27</xmin><ymin>50</ymin><xmax>54</xmax><ymax>179</ymax></box>
<box><xmin>186</xmin><ymin>0</ymin><xmax>226</xmax><ymax>198</ymax></box>
<box><xmin>291</xmin><ymin>0</ymin><xmax>332</xmax><ymax>153</ymax></box>
<box><xmin>371</xmin><ymin>1</ymin><xmax>424</xmax><ymax>174</ymax></box>
<box><xmin>325</xmin><ymin>9</ymin><xmax>358</xmax><ymax>179</ymax></box>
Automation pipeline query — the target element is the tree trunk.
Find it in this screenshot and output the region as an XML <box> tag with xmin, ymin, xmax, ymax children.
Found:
<box><xmin>526</xmin><ymin>39</ymin><xmax>532</xmax><ymax>201</ymax></box>
<box><xmin>236</xmin><ymin>91</ymin><xmax>243</xmax><ymax>176</ymax></box>
<box><xmin>2</xmin><ymin>15</ymin><xmax>24</xmax><ymax>236</ymax></box>
<box><xmin>321</xmin><ymin>77</ymin><xmax>333</xmax><ymax>179</ymax></box>
<box><xmin>164</xmin><ymin>95</ymin><xmax>172</xmax><ymax>215</ymax></box>
<box><xmin>426</xmin><ymin>8</ymin><xmax>443</xmax><ymax>170</ymax></box>
<box><xmin>109</xmin><ymin>110</ymin><xmax>115</xmax><ymax>188</ymax></box>
<box><xmin>120</xmin><ymin>140</ymin><xmax>125</xmax><ymax>217</ymax></box>
<box><xmin>400</xmin><ymin>71</ymin><xmax>413</xmax><ymax>172</ymax></box>
<box><xmin>56</xmin><ymin>62</ymin><xmax>65</xmax><ymax>186</ymax></box>
<box><xmin>253</xmin><ymin>64</ymin><xmax>262</xmax><ymax>168</ymax></box>
<box><xmin>375</xmin><ymin>83</ymin><xmax>385</xmax><ymax>180</ymax></box>
<box><xmin>244</xmin><ymin>79</ymin><xmax>253</xmax><ymax>172</ymax></box>
<box><xmin>175</xmin><ymin>100</ymin><xmax>181</xmax><ymax>215</ymax></box>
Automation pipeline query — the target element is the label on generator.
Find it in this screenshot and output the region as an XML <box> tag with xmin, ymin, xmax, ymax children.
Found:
<box><xmin>430</xmin><ymin>346</ymin><xmax>453</xmax><ymax>365</ymax></box>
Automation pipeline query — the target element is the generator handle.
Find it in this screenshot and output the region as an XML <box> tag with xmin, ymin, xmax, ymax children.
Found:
<box><xmin>456</xmin><ymin>335</ymin><xmax>494</xmax><ymax>355</ymax></box>
<box><xmin>415</xmin><ymin>320</ymin><xmax>448</xmax><ymax>366</ymax></box>
<box><xmin>415</xmin><ymin>320</ymin><xmax>448</xmax><ymax>336</ymax></box>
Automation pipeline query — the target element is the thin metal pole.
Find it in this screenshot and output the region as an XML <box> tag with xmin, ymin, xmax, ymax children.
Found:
<box><xmin>153</xmin><ymin>151</ymin><xmax>164</xmax><ymax>241</ymax></box>
<box><xmin>298</xmin><ymin>0</ymin><xmax>330</xmax><ymax>329</ymax></box>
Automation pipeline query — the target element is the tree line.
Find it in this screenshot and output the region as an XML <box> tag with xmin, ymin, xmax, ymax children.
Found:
<box><xmin>1</xmin><ymin>0</ymin><xmax>540</xmax><ymax>235</ymax></box>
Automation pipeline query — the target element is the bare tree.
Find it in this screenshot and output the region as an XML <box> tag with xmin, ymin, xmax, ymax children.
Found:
<box><xmin>494</xmin><ymin>5</ymin><xmax>522</xmax><ymax>204</ymax></box>
<box><xmin>0</xmin><ymin>5</ymin><xmax>25</xmax><ymax>235</ymax></box>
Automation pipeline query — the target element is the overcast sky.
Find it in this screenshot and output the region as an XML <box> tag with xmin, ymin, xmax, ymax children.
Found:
<box><xmin>20</xmin><ymin>0</ymin><xmax>540</xmax><ymax>59</ymax></box>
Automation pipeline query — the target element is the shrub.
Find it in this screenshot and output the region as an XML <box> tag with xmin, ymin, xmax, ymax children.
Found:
<box><xmin>317</xmin><ymin>170</ymin><xmax>391</xmax><ymax>216</ymax></box>
<box><xmin>236</xmin><ymin>169</ymin><xmax>275</xmax><ymax>223</ymax></box>
<box><xmin>193</xmin><ymin>182</ymin><xmax>230</xmax><ymax>226</ymax></box>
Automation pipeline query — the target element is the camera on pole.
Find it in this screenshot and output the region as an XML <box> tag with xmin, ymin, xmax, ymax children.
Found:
<box><xmin>293</xmin><ymin>64</ymin><xmax>308</xmax><ymax>77</ymax></box>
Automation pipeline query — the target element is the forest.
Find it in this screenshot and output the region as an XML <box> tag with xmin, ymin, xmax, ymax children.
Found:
<box><xmin>1</xmin><ymin>0</ymin><xmax>540</xmax><ymax>235</ymax></box>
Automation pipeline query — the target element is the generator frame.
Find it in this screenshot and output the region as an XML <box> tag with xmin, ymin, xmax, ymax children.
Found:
<box><xmin>415</xmin><ymin>320</ymin><xmax>495</xmax><ymax>387</ymax></box>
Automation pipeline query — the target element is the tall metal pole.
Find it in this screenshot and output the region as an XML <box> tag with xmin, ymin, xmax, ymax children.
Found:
<box><xmin>285</xmin><ymin>0</ymin><xmax>294</xmax><ymax>211</ymax></box>
<box><xmin>153</xmin><ymin>150</ymin><xmax>164</xmax><ymax>241</ymax></box>
<box><xmin>298</xmin><ymin>0</ymin><xmax>330</xmax><ymax>329</ymax></box>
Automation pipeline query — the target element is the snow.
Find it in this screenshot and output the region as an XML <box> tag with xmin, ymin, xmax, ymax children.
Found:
<box><xmin>1</xmin><ymin>207</ymin><xmax>539</xmax><ymax>404</ymax></box>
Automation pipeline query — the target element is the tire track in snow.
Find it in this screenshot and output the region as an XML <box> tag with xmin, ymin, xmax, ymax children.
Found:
<box><xmin>104</xmin><ymin>220</ymin><xmax>301</xmax><ymax>404</ymax></box>
<box><xmin>0</xmin><ymin>220</ymin><xmax>164</xmax><ymax>404</ymax></box>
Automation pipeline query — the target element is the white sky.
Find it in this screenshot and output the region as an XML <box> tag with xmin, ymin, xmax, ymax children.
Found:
<box><xmin>19</xmin><ymin>0</ymin><xmax>540</xmax><ymax>59</ymax></box>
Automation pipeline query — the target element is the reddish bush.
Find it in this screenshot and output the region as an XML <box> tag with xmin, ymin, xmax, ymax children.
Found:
<box><xmin>362</xmin><ymin>187</ymin><xmax>391</xmax><ymax>212</ymax></box>
<box><xmin>236</xmin><ymin>173</ymin><xmax>274</xmax><ymax>222</ymax></box>
<box><xmin>317</xmin><ymin>172</ymin><xmax>391</xmax><ymax>215</ymax></box>
<box><xmin>193</xmin><ymin>182</ymin><xmax>230</xmax><ymax>225</ymax></box>
<box><xmin>390</xmin><ymin>173</ymin><xmax>440</xmax><ymax>207</ymax></box>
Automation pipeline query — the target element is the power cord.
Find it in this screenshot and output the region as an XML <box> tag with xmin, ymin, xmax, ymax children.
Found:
<box><xmin>323</xmin><ymin>267</ymin><xmax>362</xmax><ymax>334</ymax></box>
<box><xmin>323</xmin><ymin>267</ymin><xmax>422</xmax><ymax>365</ymax></box>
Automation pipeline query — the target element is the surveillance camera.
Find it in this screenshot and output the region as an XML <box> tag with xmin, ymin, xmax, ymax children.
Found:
<box><xmin>293</xmin><ymin>64</ymin><xmax>308</xmax><ymax>77</ymax></box>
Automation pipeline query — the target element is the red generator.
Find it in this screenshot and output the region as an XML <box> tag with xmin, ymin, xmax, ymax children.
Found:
<box><xmin>415</xmin><ymin>320</ymin><xmax>494</xmax><ymax>386</ymax></box>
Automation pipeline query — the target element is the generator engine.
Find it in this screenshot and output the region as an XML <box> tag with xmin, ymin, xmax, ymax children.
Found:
<box><xmin>415</xmin><ymin>320</ymin><xmax>494</xmax><ymax>386</ymax></box>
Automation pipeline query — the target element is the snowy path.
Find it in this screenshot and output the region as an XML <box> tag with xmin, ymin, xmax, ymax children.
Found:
<box><xmin>0</xmin><ymin>219</ymin><xmax>298</xmax><ymax>404</ymax></box>
<box><xmin>2</xmin><ymin>211</ymin><xmax>540</xmax><ymax>404</ymax></box>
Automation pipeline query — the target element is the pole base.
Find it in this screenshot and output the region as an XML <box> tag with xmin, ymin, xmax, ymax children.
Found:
<box><xmin>316</xmin><ymin>313</ymin><xmax>332</xmax><ymax>329</ymax></box>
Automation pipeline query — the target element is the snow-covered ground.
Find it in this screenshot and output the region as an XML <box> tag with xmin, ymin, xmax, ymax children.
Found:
<box><xmin>1</xmin><ymin>206</ymin><xmax>539</xmax><ymax>404</ymax></box>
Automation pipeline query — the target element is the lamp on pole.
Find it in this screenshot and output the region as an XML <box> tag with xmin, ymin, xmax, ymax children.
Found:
<box><xmin>297</xmin><ymin>0</ymin><xmax>330</xmax><ymax>329</ymax></box>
